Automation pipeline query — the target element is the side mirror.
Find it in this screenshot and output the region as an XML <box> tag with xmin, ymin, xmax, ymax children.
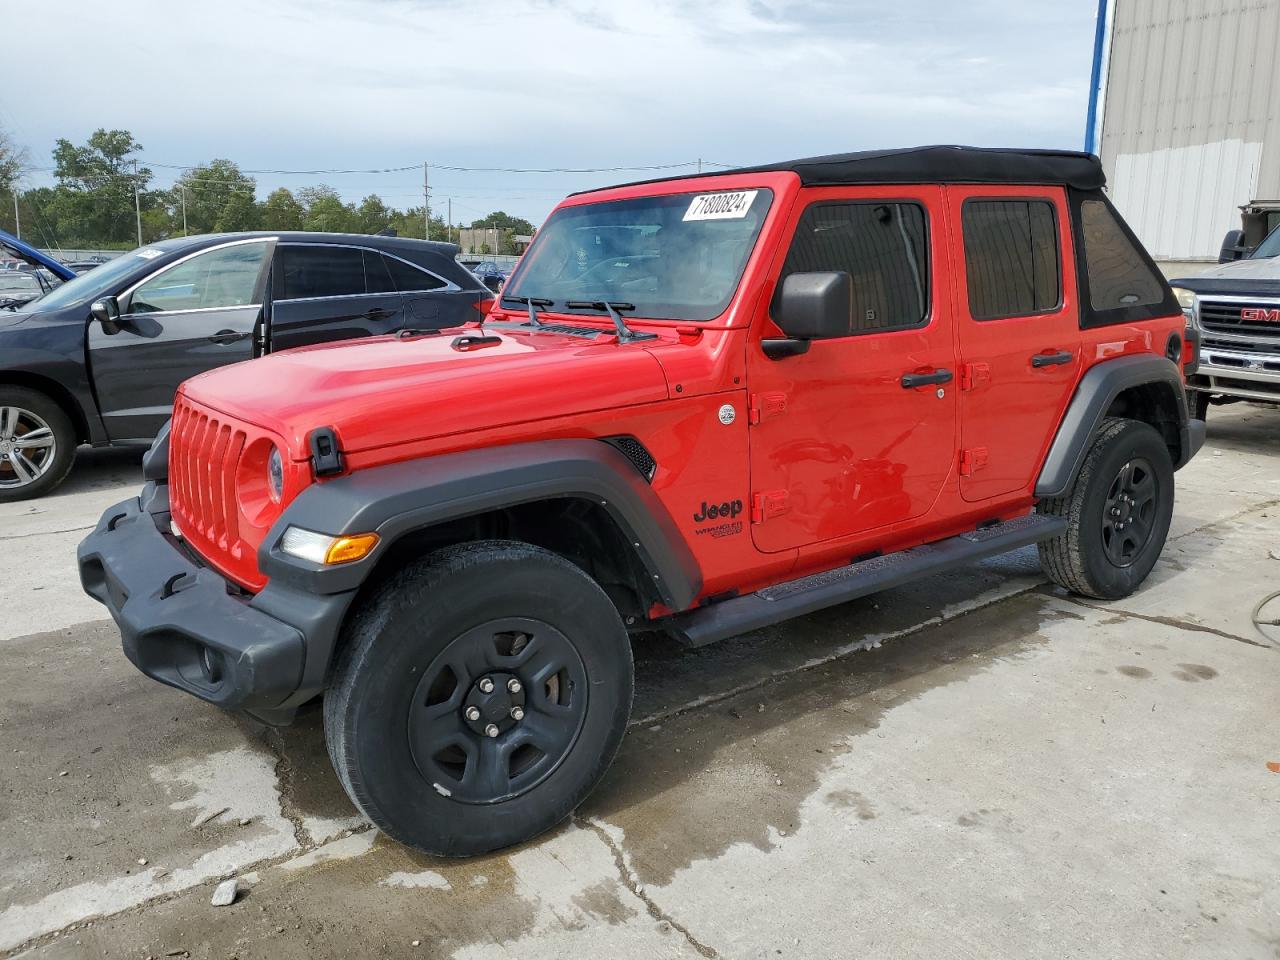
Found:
<box><xmin>1219</xmin><ymin>229</ymin><xmax>1250</xmax><ymax>263</ymax></box>
<box><xmin>90</xmin><ymin>296</ymin><xmax>122</xmax><ymax>335</ymax></box>
<box><xmin>767</xmin><ymin>272</ymin><xmax>853</xmax><ymax>358</ymax></box>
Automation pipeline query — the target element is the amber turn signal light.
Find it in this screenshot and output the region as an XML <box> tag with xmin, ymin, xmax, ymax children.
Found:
<box><xmin>324</xmin><ymin>533</ymin><xmax>380</xmax><ymax>565</ymax></box>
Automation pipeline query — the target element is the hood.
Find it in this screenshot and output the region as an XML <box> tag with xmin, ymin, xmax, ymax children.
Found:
<box><xmin>0</xmin><ymin>229</ymin><xmax>76</xmax><ymax>281</ymax></box>
<box><xmin>1171</xmin><ymin>256</ymin><xmax>1280</xmax><ymax>297</ymax></box>
<box><xmin>182</xmin><ymin>325</ymin><xmax>674</xmax><ymax>457</ymax></box>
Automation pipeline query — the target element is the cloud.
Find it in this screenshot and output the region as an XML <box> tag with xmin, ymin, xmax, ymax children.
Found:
<box><xmin>3</xmin><ymin>0</ymin><xmax>1096</xmax><ymax>226</ymax></box>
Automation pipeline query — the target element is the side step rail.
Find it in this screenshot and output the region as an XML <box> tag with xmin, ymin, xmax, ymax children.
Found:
<box><xmin>668</xmin><ymin>513</ymin><xmax>1065</xmax><ymax>648</ymax></box>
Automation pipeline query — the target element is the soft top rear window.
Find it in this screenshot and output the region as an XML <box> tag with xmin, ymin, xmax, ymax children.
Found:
<box><xmin>504</xmin><ymin>189</ymin><xmax>773</xmax><ymax>322</ymax></box>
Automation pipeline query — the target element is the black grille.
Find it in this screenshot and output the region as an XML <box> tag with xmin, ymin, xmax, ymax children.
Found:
<box><xmin>1199</xmin><ymin>300</ymin><xmax>1280</xmax><ymax>338</ymax></box>
<box><xmin>603</xmin><ymin>436</ymin><xmax>657</xmax><ymax>481</ymax></box>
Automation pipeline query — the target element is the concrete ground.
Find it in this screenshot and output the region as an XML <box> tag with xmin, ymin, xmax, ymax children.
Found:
<box><xmin>1</xmin><ymin>406</ymin><xmax>1278</xmax><ymax>960</ymax></box>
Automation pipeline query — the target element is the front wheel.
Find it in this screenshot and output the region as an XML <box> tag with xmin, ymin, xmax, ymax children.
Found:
<box><xmin>324</xmin><ymin>540</ymin><xmax>633</xmax><ymax>856</ymax></box>
<box><xmin>1038</xmin><ymin>418</ymin><xmax>1175</xmax><ymax>600</ymax></box>
<box><xmin>0</xmin><ymin>387</ymin><xmax>77</xmax><ymax>502</ymax></box>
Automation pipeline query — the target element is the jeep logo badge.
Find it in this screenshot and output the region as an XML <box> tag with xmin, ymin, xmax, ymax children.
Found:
<box><xmin>1241</xmin><ymin>306</ymin><xmax>1280</xmax><ymax>323</ymax></box>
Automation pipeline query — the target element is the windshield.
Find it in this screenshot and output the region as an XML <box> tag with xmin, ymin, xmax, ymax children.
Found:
<box><xmin>1250</xmin><ymin>224</ymin><xmax>1280</xmax><ymax>259</ymax></box>
<box><xmin>504</xmin><ymin>188</ymin><xmax>773</xmax><ymax>322</ymax></box>
<box><xmin>13</xmin><ymin>251</ymin><xmax>143</xmax><ymax>313</ymax></box>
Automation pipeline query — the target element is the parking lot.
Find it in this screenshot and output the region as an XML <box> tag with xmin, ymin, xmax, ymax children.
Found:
<box><xmin>0</xmin><ymin>403</ymin><xmax>1277</xmax><ymax>959</ymax></box>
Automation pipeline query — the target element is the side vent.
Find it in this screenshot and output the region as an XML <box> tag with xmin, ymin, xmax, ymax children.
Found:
<box><xmin>602</xmin><ymin>436</ymin><xmax>657</xmax><ymax>482</ymax></box>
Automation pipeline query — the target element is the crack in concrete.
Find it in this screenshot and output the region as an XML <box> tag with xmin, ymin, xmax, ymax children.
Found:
<box><xmin>0</xmin><ymin>523</ymin><xmax>95</xmax><ymax>541</ymax></box>
<box><xmin>632</xmin><ymin>580</ymin><xmax>1045</xmax><ymax>728</ymax></box>
<box><xmin>1170</xmin><ymin>497</ymin><xmax>1280</xmax><ymax>542</ymax></box>
<box><xmin>575</xmin><ymin>816</ymin><xmax>719</xmax><ymax>958</ymax></box>
<box><xmin>261</xmin><ymin>727</ymin><xmax>312</xmax><ymax>847</ymax></box>
<box><xmin>1060</xmin><ymin>596</ymin><xmax>1275</xmax><ymax>650</ymax></box>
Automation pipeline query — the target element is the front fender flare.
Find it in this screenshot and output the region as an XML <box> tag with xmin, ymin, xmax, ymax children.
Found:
<box><xmin>1036</xmin><ymin>353</ymin><xmax>1192</xmax><ymax>499</ymax></box>
<box><xmin>259</xmin><ymin>439</ymin><xmax>703</xmax><ymax>611</ymax></box>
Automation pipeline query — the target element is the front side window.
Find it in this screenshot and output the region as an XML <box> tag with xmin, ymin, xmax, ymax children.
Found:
<box><xmin>504</xmin><ymin>188</ymin><xmax>773</xmax><ymax>322</ymax></box>
<box><xmin>1080</xmin><ymin>200</ymin><xmax>1165</xmax><ymax>310</ymax></box>
<box><xmin>962</xmin><ymin>200</ymin><xmax>1061</xmax><ymax>321</ymax></box>
<box><xmin>776</xmin><ymin>201</ymin><xmax>929</xmax><ymax>333</ymax></box>
<box><xmin>129</xmin><ymin>242</ymin><xmax>269</xmax><ymax>314</ymax></box>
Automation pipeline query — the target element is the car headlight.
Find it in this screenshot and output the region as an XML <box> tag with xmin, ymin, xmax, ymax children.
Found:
<box><xmin>1173</xmin><ymin>287</ymin><xmax>1197</xmax><ymax>311</ymax></box>
<box><xmin>267</xmin><ymin>446</ymin><xmax>284</xmax><ymax>503</ymax></box>
<box><xmin>279</xmin><ymin>526</ymin><xmax>380</xmax><ymax>565</ymax></box>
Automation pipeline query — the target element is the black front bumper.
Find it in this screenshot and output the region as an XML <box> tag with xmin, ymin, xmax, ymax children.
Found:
<box><xmin>77</xmin><ymin>484</ymin><xmax>353</xmax><ymax>720</ymax></box>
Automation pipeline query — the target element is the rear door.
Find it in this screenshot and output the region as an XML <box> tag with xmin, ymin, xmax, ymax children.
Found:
<box><xmin>381</xmin><ymin>252</ymin><xmax>460</xmax><ymax>329</ymax></box>
<box><xmin>88</xmin><ymin>238</ymin><xmax>272</xmax><ymax>441</ymax></box>
<box><xmin>746</xmin><ymin>187</ymin><xmax>958</xmax><ymax>553</ymax></box>
<box><xmin>948</xmin><ymin>186</ymin><xmax>1081</xmax><ymax>502</ymax></box>
<box><xmin>268</xmin><ymin>243</ymin><xmax>406</xmax><ymax>350</ymax></box>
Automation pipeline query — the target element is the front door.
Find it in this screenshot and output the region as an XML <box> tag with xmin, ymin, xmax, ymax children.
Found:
<box><xmin>269</xmin><ymin>244</ymin><xmax>406</xmax><ymax>351</ymax></box>
<box><xmin>88</xmin><ymin>239</ymin><xmax>272</xmax><ymax>441</ymax></box>
<box><xmin>747</xmin><ymin>187</ymin><xmax>958</xmax><ymax>554</ymax></box>
<box><xmin>947</xmin><ymin>186</ymin><xmax>1082</xmax><ymax>502</ymax></box>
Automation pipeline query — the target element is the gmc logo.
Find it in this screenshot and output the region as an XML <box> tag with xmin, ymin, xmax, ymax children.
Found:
<box><xmin>1241</xmin><ymin>307</ymin><xmax>1280</xmax><ymax>323</ymax></box>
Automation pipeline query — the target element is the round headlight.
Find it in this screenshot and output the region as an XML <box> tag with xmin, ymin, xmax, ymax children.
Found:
<box><xmin>267</xmin><ymin>446</ymin><xmax>283</xmax><ymax>503</ymax></box>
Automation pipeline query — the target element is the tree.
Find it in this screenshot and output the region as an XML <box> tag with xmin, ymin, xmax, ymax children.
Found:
<box><xmin>298</xmin><ymin>185</ymin><xmax>357</xmax><ymax>233</ymax></box>
<box><xmin>173</xmin><ymin>159</ymin><xmax>257</xmax><ymax>235</ymax></box>
<box><xmin>50</xmin><ymin>129</ymin><xmax>152</xmax><ymax>244</ymax></box>
<box><xmin>0</xmin><ymin>126</ymin><xmax>28</xmax><ymax>196</ymax></box>
<box><xmin>355</xmin><ymin>194</ymin><xmax>393</xmax><ymax>234</ymax></box>
<box><xmin>468</xmin><ymin>210</ymin><xmax>535</xmax><ymax>236</ymax></box>
<box><xmin>215</xmin><ymin>190</ymin><xmax>260</xmax><ymax>232</ymax></box>
<box><xmin>262</xmin><ymin>188</ymin><xmax>305</xmax><ymax>231</ymax></box>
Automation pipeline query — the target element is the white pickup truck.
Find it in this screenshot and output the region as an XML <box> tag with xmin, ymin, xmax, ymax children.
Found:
<box><xmin>1170</xmin><ymin>219</ymin><xmax>1280</xmax><ymax>420</ymax></box>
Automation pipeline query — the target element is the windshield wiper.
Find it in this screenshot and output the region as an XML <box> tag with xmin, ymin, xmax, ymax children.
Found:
<box><xmin>500</xmin><ymin>295</ymin><xmax>554</xmax><ymax>328</ymax></box>
<box><xmin>564</xmin><ymin>301</ymin><xmax>656</xmax><ymax>343</ymax></box>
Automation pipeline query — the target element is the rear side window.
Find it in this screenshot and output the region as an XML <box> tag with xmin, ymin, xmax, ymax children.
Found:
<box><xmin>962</xmin><ymin>200</ymin><xmax>1061</xmax><ymax>320</ymax></box>
<box><xmin>383</xmin><ymin>254</ymin><xmax>446</xmax><ymax>292</ymax></box>
<box><xmin>275</xmin><ymin>246</ymin><xmax>367</xmax><ymax>300</ymax></box>
<box><xmin>778</xmin><ymin>201</ymin><xmax>929</xmax><ymax>333</ymax></box>
<box><xmin>1079</xmin><ymin>200</ymin><xmax>1165</xmax><ymax>311</ymax></box>
<box><xmin>364</xmin><ymin>250</ymin><xmax>396</xmax><ymax>294</ymax></box>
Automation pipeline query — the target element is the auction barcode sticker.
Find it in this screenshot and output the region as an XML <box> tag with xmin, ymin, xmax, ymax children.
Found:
<box><xmin>683</xmin><ymin>190</ymin><xmax>759</xmax><ymax>221</ymax></box>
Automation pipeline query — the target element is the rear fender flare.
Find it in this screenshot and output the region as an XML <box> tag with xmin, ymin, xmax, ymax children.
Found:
<box><xmin>1036</xmin><ymin>353</ymin><xmax>1191</xmax><ymax>499</ymax></box>
<box><xmin>259</xmin><ymin>439</ymin><xmax>703</xmax><ymax>612</ymax></box>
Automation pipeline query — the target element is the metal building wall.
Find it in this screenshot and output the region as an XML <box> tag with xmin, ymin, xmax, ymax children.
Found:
<box><xmin>1099</xmin><ymin>0</ymin><xmax>1280</xmax><ymax>263</ymax></box>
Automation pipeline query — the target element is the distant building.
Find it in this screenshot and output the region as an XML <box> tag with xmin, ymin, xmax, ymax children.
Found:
<box><xmin>457</xmin><ymin>229</ymin><xmax>533</xmax><ymax>257</ymax></box>
<box><xmin>1090</xmin><ymin>0</ymin><xmax>1280</xmax><ymax>275</ymax></box>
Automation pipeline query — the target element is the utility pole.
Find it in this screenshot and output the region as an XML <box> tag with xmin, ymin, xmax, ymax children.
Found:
<box><xmin>423</xmin><ymin>162</ymin><xmax>430</xmax><ymax>241</ymax></box>
<box><xmin>447</xmin><ymin>198</ymin><xmax>452</xmax><ymax>245</ymax></box>
<box><xmin>132</xmin><ymin>159</ymin><xmax>143</xmax><ymax>246</ymax></box>
<box><xmin>697</xmin><ymin>157</ymin><xmax>702</xmax><ymax>174</ymax></box>
<box><xmin>180</xmin><ymin>185</ymin><xmax>188</xmax><ymax>236</ymax></box>
<box><xmin>12</xmin><ymin>191</ymin><xmax>19</xmax><ymax>240</ymax></box>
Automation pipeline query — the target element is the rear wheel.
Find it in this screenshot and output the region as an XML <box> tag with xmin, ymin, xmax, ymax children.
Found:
<box><xmin>0</xmin><ymin>387</ymin><xmax>77</xmax><ymax>502</ymax></box>
<box><xmin>1038</xmin><ymin>418</ymin><xmax>1175</xmax><ymax>600</ymax></box>
<box><xmin>324</xmin><ymin>540</ymin><xmax>633</xmax><ymax>856</ymax></box>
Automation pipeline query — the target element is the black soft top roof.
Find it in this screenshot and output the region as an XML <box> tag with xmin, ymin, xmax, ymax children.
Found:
<box><xmin>593</xmin><ymin>146</ymin><xmax>1105</xmax><ymax>194</ymax></box>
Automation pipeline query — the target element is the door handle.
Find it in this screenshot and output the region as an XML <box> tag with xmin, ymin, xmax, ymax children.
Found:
<box><xmin>208</xmin><ymin>330</ymin><xmax>251</xmax><ymax>345</ymax></box>
<box><xmin>363</xmin><ymin>307</ymin><xmax>397</xmax><ymax>321</ymax></box>
<box><xmin>900</xmin><ymin>368</ymin><xmax>954</xmax><ymax>389</ymax></box>
<box><xmin>1031</xmin><ymin>350</ymin><xmax>1074</xmax><ymax>368</ymax></box>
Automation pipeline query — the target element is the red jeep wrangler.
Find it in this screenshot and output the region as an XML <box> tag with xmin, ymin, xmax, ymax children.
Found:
<box><xmin>79</xmin><ymin>146</ymin><xmax>1204</xmax><ymax>856</ymax></box>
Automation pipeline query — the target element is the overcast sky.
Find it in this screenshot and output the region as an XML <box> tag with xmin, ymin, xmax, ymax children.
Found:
<box><xmin>2</xmin><ymin>0</ymin><xmax>1099</xmax><ymax>226</ymax></box>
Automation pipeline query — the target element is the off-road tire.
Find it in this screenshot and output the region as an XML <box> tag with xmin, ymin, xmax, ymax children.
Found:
<box><xmin>0</xmin><ymin>386</ymin><xmax>77</xmax><ymax>502</ymax></box>
<box><xmin>324</xmin><ymin>540</ymin><xmax>633</xmax><ymax>856</ymax></box>
<box><xmin>1037</xmin><ymin>418</ymin><xmax>1174</xmax><ymax>600</ymax></box>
